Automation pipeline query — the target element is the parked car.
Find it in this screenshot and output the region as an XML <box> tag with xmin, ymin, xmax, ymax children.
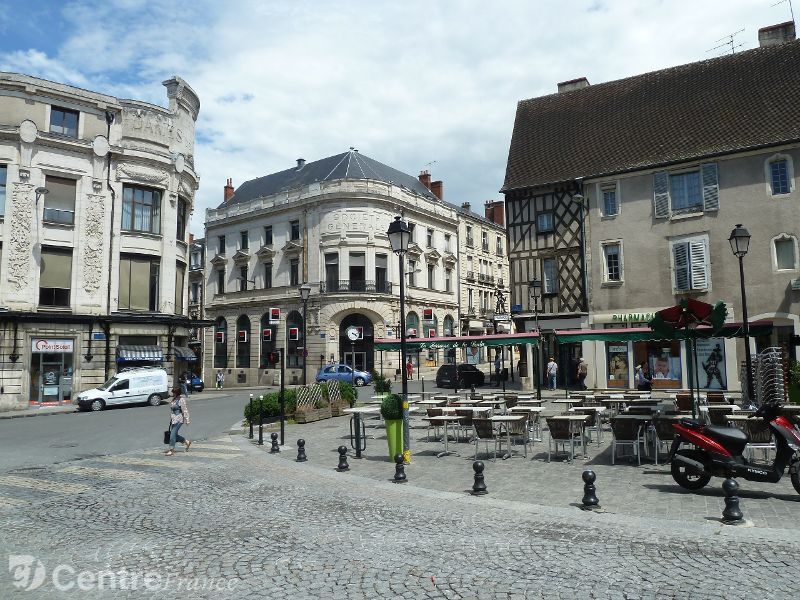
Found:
<box><xmin>74</xmin><ymin>367</ymin><xmax>169</xmax><ymax>412</ymax></box>
<box><xmin>316</xmin><ymin>364</ymin><xmax>372</xmax><ymax>386</ymax></box>
<box><xmin>435</xmin><ymin>363</ymin><xmax>486</xmax><ymax>388</ymax></box>
<box><xmin>188</xmin><ymin>374</ymin><xmax>204</xmax><ymax>392</ymax></box>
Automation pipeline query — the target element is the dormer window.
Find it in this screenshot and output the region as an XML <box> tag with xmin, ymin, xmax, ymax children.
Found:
<box><xmin>50</xmin><ymin>106</ymin><xmax>79</xmax><ymax>138</ymax></box>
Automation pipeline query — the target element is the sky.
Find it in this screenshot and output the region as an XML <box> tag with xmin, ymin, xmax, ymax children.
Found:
<box><xmin>0</xmin><ymin>0</ymin><xmax>794</xmax><ymax>235</ymax></box>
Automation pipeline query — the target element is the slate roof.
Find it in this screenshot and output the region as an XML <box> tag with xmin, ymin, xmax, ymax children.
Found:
<box><xmin>222</xmin><ymin>150</ymin><xmax>438</xmax><ymax>207</ymax></box>
<box><xmin>502</xmin><ymin>39</ymin><xmax>800</xmax><ymax>192</ymax></box>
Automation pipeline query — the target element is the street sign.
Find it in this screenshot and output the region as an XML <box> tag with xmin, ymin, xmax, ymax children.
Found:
<box><xmin>494</xmin><ymin>314</ymin><xmax>511</xmax><ymax>322</ymax></box>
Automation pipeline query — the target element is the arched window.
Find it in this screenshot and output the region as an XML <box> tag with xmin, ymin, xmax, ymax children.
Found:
<box><xmin>443</xmin><ymin>315</ymin><xmax>455</xmax><ymax>337</ymax></box>
<box><xmin>286</xmin><ymin>310</ymin><xmax>303</xmax><ymax>368</ymax></box>
<box><xmin>406</xmin><ymin>312</ymin><xmax>419</xmax><ymax>338</ymax></box>
<box><xmin>214</xmin><ymin>317</ymin><xmax>227</xmax><ymax>368</ymax></box>
<box><xmin>772</xmin><ymin>234</ymin><xmax>798</xmax><ymax>271</ymax></box>
<box><xmin>236</xmin><ymin>315</ymin><xmax>251</xmax><ymax>368</ymax></box>
<box><xmin>259</xmin><ymin>313</ymin><xmax>277</xmax><ymax>368</ymax></box>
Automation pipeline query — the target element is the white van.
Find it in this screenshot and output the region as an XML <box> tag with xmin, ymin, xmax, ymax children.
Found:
<box><xmin>74</xmin><ymin>367</ymin><xmax>169</xmax><ymax>412</ymax></box>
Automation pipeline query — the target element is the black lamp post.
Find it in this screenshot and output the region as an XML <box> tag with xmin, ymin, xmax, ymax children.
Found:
<box><xmin>729</xmin><ymin>224</ymin><xmax>755</xmax><ymax>406</ymax></box>
<box><xmin>387</xmin><ymin>216</ymin><xmax>411</xmax><ymax>463</ymax></box>
<box><xmin>528</xmin><ymin>279</ymin><xmax>542</xmax><ymax>401</ymax></box>
<box><xmin>299</xmin><ymin>282</ymin><xmax>312</xmax><ymax>385</ymax></box>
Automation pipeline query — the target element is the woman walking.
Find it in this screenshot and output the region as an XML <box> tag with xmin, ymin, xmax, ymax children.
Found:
<box><xmin>165</xmin><ymin>386</ymin><xmax>191</xmax><ymax>456</ymax></box>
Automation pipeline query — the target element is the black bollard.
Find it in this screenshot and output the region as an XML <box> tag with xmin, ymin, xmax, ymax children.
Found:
<box><xmin>337</xmin><ymin>445</ymin><xmax>349</xmax><ymax>472</ymax></box>
<box><xmin>248</xmin><ymin>393</ymin><xmax>254</xmax><ymax>439</ymax></box>
<box><xmin>471</xmin><ymin>461</ymin><xmax>487</xmax><ymax>495</ymax></box>
<box><xmin>393</xmin><ymin>453</ymin><xmax>407</xmax><ymax>483</ymax></box>
<box><xmin>296</xmin><ymin>439</ymin><xmax>307</xmax><ymax>462</ymax></box>
<box><xmin>270</xmin><ymin>432</ymin><xmax>280</xmax><ymax>453</ymax></box>
<box><xmin>722</xmin><ymin>478</ymin><xmax>743</xmax><ymax>524</ymax></box>
<box><xmin>258</xmin><ymin>395</ymin><xmax>264</xmax><ymax>446</ymax></box>
<box><xmin>581</xmin><ymin>470</ymin><xmax>600</xmax><ymax>510</ymax></box>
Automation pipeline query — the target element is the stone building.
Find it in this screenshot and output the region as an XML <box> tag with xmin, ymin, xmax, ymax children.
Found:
<box><xmin>502</xmin><ymin>23</ymin><xmax>800</xmax><ymax>392</ymax></box>
<box><xmin>0</xmin><ymin>72</ymin><xmax>201</xmax><ymax>410</ymax></box>
<box><xmin>203</xmin><ymin>150</ymin><xmax>460</xmax><ymax>387</ymax></box>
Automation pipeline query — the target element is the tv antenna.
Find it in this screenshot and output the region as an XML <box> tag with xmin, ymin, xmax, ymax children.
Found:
<box><xmin>706</xmin><ymin>28</ymin><xmax>745</xmax><ymax>55</ymax></box>
<box><xmin>771</xmin><ymin>0</ymin><xmax>796</xmax><ymax>25</ymax></box>
<box><xmin>423</xmin><ymin>160</ymin><xmax>437</xmax><ymax>170</ymax></box>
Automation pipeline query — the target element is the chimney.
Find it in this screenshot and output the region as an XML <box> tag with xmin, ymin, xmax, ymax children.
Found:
<box><xmin>430</xmin><ymin>180</ymin><xmax>443</xmax><ymax>200</ymax></box>
<box><xmin>484</xmin><ymin>200</ymin><xmax>505</xmax><ymax>227</ymax></box>
<box><xmin>223</xmin><ymin>178</ymin><xmax>234</xmax><ymax>202</ymax></box>
<box><xmin>418</xmin><ymin>170</ymin><xmax>431</xmax><ymax>189</ymax></box>
<box><xmin>758</xmin><ymin>21</ymin><xmax>796</xmax><ymax>47</ymax></box>
<box><xmin>461</xmin><ymin>202</ymin><xmax>471</xmax><ymax>212</ymax></box>
<box><xmin>557</xmin><ymin>77</ymin><xmax>590</xmax><ymax>93</ymax></box>
<box><xmin>296</xmin><ymin>158</ymin><xmax>306</xmax><ymax>169</ymax></box>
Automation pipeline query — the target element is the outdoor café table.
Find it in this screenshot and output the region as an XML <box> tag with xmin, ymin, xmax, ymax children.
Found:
<box><xmin>516</xmin><ymin>400</ymin><xmax>543</xmax><ymax>407</ymax></box>
<box><xmin>480</xmin><ymin>394</ymin><xmax>499</xmax><ymax>401</ymax></box>
<box><xmin>516</xmin><ymin>394</ymin><xmax>535</xmax><ymax>401</ymax></box>
<box><xmin>424</xmin><ymin>415</ymin><xmax>462</xmax><ymax>457</ymax></box>
<box><xmin>509</xmin><ymin>406</ymin><xmax>544</xmax><ymax>413</ymax></box>
<box><xmin>489</xmin><ymin>414</ymin><xmax>527</xmax><ymax>459</ymax></box>
<box><xmin>551</xmin><ymin>398</ymin><xmax>583</xmax><ymax>409</ymax></box>
<box><xmin>416</xmin><ymin>398</ymin><xmax>448</xmax><ymax>407</ymax></box>
<box><xmin>478</xmin><ymin>398</ymin><xmax>507</xmax><ymax>412</ymax></box>
<box><xmin>546</xmin><ymin>414</ymin><xmax>590</xmax><ymax>457</ymax></box>
<box><xmin>441</xmin><ymin>406</ymin><xmax>492</xmax><ymax>414</ymax></box>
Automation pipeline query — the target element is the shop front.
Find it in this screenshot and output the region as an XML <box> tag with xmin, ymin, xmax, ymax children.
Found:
<box><xmin>29</xmin><ymin>338</ymin><xmax>74</xmax><ymax>405</ymax></box>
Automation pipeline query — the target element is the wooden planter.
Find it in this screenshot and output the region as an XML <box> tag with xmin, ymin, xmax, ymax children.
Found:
<box><xmin>331</xmin><ymin>402</ymin><xmax>350</xmax><ymax>417</ymax></box>
<box><xmin>295</xmin><ymin>407</ymin><xmax>332</xmax><ymax>423</ymax></box>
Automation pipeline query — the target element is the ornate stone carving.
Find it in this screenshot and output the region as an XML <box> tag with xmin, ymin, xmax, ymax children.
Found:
<box><xmin>116</xmin><ymin>163</ymin><xmax>169</xmax><ymax>185</ymax></box>
<box><xmin>82</xmin><ymin>194</ymin><xmax>106</xmax><ymax>294</ymax></box>
<box><xmin>7</xmin><ymin>183</ymin><xmax>33</xmax><ymax>290</ymax></box>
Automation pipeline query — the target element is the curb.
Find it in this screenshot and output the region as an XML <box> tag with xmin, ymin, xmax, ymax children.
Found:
<box><xmin>0</xmin><ymin>408</ymin><xmax>79</xmax><ymax>420</ymax></box>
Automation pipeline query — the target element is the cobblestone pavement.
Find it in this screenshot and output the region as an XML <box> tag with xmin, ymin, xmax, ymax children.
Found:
<box><xmin>1</xmin><ymin>426</ymin><xmax>799</xmax><ymax>598</ymax></box>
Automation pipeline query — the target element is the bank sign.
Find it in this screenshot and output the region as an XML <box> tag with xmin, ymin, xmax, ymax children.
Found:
<box><xmin>31</xmin><ymin>339</ymin><xmax>74</xmax><ymax>353</ymax></box>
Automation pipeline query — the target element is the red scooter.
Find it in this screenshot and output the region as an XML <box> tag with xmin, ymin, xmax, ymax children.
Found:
<box><xmin>669</xmin><ymin>403</ymin><xmax>800</xmax><ymax>494</ymax></box>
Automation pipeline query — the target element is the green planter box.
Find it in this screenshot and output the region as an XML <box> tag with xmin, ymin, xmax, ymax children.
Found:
<box><xmin>385</xmin><ymin>419</ymin><xmax>403</xmax><ymax>460</ymax></box>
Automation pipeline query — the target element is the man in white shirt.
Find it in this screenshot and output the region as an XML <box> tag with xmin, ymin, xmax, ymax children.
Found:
<box><xmin>546</xmin><ymin>357</ymin><xmax>558</xmax><ymax>391</ymax></box>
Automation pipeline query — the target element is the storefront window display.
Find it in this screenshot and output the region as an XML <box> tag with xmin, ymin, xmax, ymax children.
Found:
<box><xmin>633</xmin><ymin>340</ymin><xmax>682</xmax><ymax>389</ymax></box>
<box><xmin>606</xmin><ymin>343</ymin><xmax>629</xmax><ymax>388</ymax></box>
<box><xmin>696</xmin><ymin>337</ymin><xmax>727</xmax><ymax>390</ymax></box>
<box><xmin>29</xmin><ymin>339</ymin><xmax>74</xmax><ymax>405</ymax></box>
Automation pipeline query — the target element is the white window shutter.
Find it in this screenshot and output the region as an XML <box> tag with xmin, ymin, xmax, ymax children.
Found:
<box><xmin>653</xmin><ymin>172</ymin><xmax>669</xmax><ymax>218</ymax></box>
<box><xmin>689</xmin><ymin>240</ymin><xmax>708</xmax><ymax>289</ymax></box>
<box><xmin>673</xmin><ymin>242</ymin><xmax>690</xmax><ymax>290</ymax></box>
<box><xmin>702</xmin><ymin>163</ymin><xmax>719</xmax><ymax>211</ymax></box>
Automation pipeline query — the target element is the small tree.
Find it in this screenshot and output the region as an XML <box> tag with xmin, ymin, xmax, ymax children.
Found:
<box><xmin>380</xmin><ymin>393</ymin><xmax>403</xmax><ymax>421</ymax></box>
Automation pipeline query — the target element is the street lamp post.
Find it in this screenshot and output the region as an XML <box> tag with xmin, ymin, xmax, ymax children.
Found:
<box><xmin>387</xmin><ymin>216</ymin><xmax>411</xmax><ymax>463</ymax></box>
<box><xmin>729</xmin><ymin>224</ymin><xmax>755</xmax><ymax>406</ymax></box>
<box><xmin>299</xmin><ymin>283</ymin><xmax>312</xmax><ymax>386</ymax></box>
<box><xmin>528</xmin><ymin>279</ymin><xmax>542</xmax><ymax>401</ymax></box>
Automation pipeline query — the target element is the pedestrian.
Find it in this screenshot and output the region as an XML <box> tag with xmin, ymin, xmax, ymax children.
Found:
<box><xmin>184</xmin><ymin>371</ymin><xmax>193</xmax><ymax>395</ymax></box>
<box><xmin>165</xmin><ymin>386</ymin><xmax>191</xmax><ymax>456</ymax></box>
<box><xmin>179</xmin><ymin>374</ymin><xmax>189</xmax><ymax>397</ymax></box>
<box><xmin>636</xmin><ymin>363</ymin><xmax>653</xmax><ymax>391</ymax></box>
<box><xmin>546</xmin><ymin>357</ymin><xmax>558</xmax><ymax>391</ymax></box>
<box><xmin>494</xmin><ymin>354</ymin><xmax>501</xmax><ymax>386</ymax></box>
<box><xmin>577</xmin><ymin>357</ymin><xmax>588</xmax><ymax>390</ymax></box>
<box><xmin>406</xmin><ymin>358</ymin><xmax>413</xmax><ymax>381</ymax></box>
<box><xmin>216</xmin><ymin>369</ymin><xmax>224</xmax><ymax>389</ymax></box>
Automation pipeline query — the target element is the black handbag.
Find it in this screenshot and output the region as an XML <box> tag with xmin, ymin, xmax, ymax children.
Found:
<box><xmin>163</xmin><ymin>420</ymin><xmax>171</xmax><ymax>445</ymax></box>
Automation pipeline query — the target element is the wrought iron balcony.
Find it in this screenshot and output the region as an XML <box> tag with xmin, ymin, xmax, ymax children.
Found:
<box><xmin>497</xmin><ymin>278</ymin><xmax>504</xmax><ymax>287</ymax></box>
<box><xmin>319</xmin><ymin>280</ymin><xmax>392</xmax><ymax>294</ymax></box>
<box><xmin>466</xmin><ymin>271</ymin><xmax>475</xmax><ymax>280</ymax></box>
<box><xmin>466</xmin><ymin>306</ymin><xmax>476</xmax><ymax>316</ymax></box>
<box><xmin>482</xmin><ymin>243</ymin><xmax>489</xmax><ymax>251</ymax></box>
<box><xmin>466</xmin><ymin>236</ymin><xmax>475</xmax><ymax>247</ymax></box>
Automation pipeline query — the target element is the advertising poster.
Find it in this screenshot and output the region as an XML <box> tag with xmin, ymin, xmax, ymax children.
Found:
<box><xmin>606</xmin><ymin>344</ymin><xmax>629</xmax><ymax>383</ymax></box>
<box><xmin>696</xmin><ymin>337</ymin><xmax>727</xmax><ymax>390</ymax></box>
<box><xmin>649</xmin><ymin>346</ymin><xmax>681</xmax><ymax>381</ymax></box>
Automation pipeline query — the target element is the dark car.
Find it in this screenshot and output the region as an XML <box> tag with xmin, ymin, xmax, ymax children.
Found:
<box><xmin>435</xmin><ymin>363</ymin><xmax>485</xmax><ymax>388</ymax></box>
<box><xmin>188</xmin><ymin>374</ymin><xmax>204</xmax><ymax>392</ymax></box>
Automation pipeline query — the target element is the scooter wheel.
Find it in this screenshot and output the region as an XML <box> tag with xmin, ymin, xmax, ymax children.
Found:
<box><xmin>791</xmin><ymin>470</ymin><xmax>800</xmax><ymax>496</ymax></box>
<box><xmin>671</xmin><ymin>449</ymin><xmax>712</xmax><ymax>490</ymax></box>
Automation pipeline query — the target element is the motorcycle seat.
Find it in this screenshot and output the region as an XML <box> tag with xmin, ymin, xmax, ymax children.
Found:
<box><xmin>679</xmin><ymin>418</ymin><xmax>705</xmax><ymax>429</ymax></box>
<box><xmin>705</xmin><ymin>425</ymin><xmax>748</xmax><ymax>455</ymax></box>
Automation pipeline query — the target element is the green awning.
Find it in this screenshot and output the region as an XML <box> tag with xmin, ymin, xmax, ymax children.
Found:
<box><xmin>374</xmin><ymin>331</ymin><xmax>539</xmax><ymax>351</ymax></box>
<box><xmin>554</xmin><ymin>321</ymin><xmax>773</xmax><ymax>343</ymax></box>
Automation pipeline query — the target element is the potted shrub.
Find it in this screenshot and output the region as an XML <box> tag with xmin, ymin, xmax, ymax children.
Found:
<box><xmin>373</xmin><ymin>373</ymin><xmax>392</xmax><ymax>398</ymax></box>
<box><xmin>789</xmin><ymin>360</ymin><xmax>800</xmax><ymax>404</ymax></box>
<box><xmin>380</xmin><ymin>393</ymin><xmax>403</xmax><ymax>460</ymax></box>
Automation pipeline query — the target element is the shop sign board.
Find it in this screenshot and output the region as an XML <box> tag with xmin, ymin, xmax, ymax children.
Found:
<box><xmin>31</xmin><ymin>339</ymin><xmax>74</xmax><ymax>353</ymax></box>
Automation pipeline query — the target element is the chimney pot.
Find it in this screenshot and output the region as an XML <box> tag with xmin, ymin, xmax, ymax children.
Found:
<box><xmin>484</xmin><ymin>200</ymin><xmax>505</xmax><ymax>226</ymax></box>
<box><xmin>461</xmin><ymin>202</ymin><xmax>471</xmax><ymax>211</ymax></box>
<box><xmin>557</xmin><ymin>77</ymin><xmax>590</xmax><ymax>93</ymax></box>
<box><xmin>430</xmin><ymin>180</ymin><xmax>443</xmax><ymax>200</ymax></box>
<box><xmin>296</xmin><ymin>158</ymin><xmax>306</xmax><ymax>169</ymax></box>
<box><xmin>758</xmin><ymin>21</ymin><xmax>796</xmax><ymax>47</ymax></box>
<box><xmin>223</xmin><ymin>178</ymin><xmax>234</xmax><ymax>202</ymax></box>
<box><xmin>418</xmin><ymin>170</ymin><xmax>432</xmax><ymax>189</ymax></box>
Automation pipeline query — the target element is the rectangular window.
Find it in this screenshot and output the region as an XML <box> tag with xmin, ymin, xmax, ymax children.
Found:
<box><xmin>240</xmin><ymin>230</ymin><xmax>248</xmax><ymax>250</ymax></box>
<box><xmin>0</xmin><ymin>164</ymin><xmax>6</xmax><ymax>217</ymax></box>
<box><xmin>375</xmin><ymin>254</ymin><xmax>388</xmax><ymax>292</ymax></box>
<box><xmin>239</xmin><ymin>266</ymin><xmax>248</xmax><ymax>291</ymax></box>
<box><xmin>122</xmin><ymin>185</ymin><xmax>161</xmax><ymax>234</ymax></box>
<box><xmin>496</xmin><ymin>236</ymin><xmax>503</xmax><ymax>255</ymax></box>
<box><xmin>49</xmin><ymin>106</ymin><xmax>79</xmax><ymax>137</ymax></box>
<box><xmin>466</xmin><ymin>226</ymin><xmax>473</xmax><ymax>246</ymax></box>
<box><xmin>119</xmin><ymin>255</ymin><xmax>160</xmax><ymax>311</ymax></box>
<box><xmin>408</xmin><ymin>261</ymin><xmax>416</xmax><ymax>287</ymax></box>
<box><xmin>672</xmin><ymin>238</ymin><xmax>708</xmax><ymax>291</ymax></box>
<box><xmin>325</xmin><ymin>253</ymin><xmax>339</xmax><ymax>291</ymax></box>
<box><xmin>468</xmin><ymin>289</ymin><xmax>473</xmax><ymax>310</ymax></box>
<box><xmin>445</xmin><ymin>268</ymin><xmax>452</xmax><ymax>293</ymax></box>
<box><xmin>602</xmin><ymin>185</ymin><xmax>618</xmax><ymax>216</ymax></box>
<box><xmin>670</xmin><ymin>171</ymin><xmax>702</xmax><ymax>213</ymax></box>
<box><xmin>218</xmin><ymin>235</ymin><xmax>226</xmax><ymax>255</ymax></box>
<box><xmin>176</xmin><ymin>198</ymin><xmax>187</xmax><ymax>241</ymax></box>
<box><xmin>290</xmin><ymin>220</ymin><xmax>300</xmax><ymax>240</ymax></box>
<box><xmin>482</xmin><ymin>231</ymin><xmax>488</xmax><ymax>251</ymax></box>
<box><xmin>175</xmin><ymin>262</ymin><xmax>185</xmax><ymax>315</ymax></box>
<box><xmin>190</xmin><ymin>282</ymin><xmax>200</xmax><ymax>304</ymax></box>
<box><xmin>349</xmin><ymin>252</ymin><xmax>365</xmax><ymax>291</ymax></box>
<box><xmin>775</xmin><ymin>238</ymin><xmax>796</xmax><ymax>270</ymax></box>
<box><xmin>603</xmin><ymin>242</ymin><xmax>622</xmax><ymax>282</ymax></box>
<box><xmin>654</xmin><ymin>164</ymin><xmax>718</xmax><ymax>218</ymax></box>
<box><xmin>427</xmin><ymin>264</ymin><xmax>435</xmax><ymax>289</ymax></box>
<box><xmin>537</xmin><ymin>212</ymin><xmax>554</xmax><ymax>233</ymax></box>
<box><xmin>39</xmin><ymin>247</ymin><xmax>72</xmax><ymax>306</ymax></box>
<box><xmin>217</xmin><ymin>269</ymin><xmax>225</xmax><ymax>295</ymax></box>
<box><xmin>264</xmin><ymin>262</ymin><xmax>273</xmax><ymax>289</ymax></box>
<box><xmin>542</xmin><ymin>257</ymin><xmax>557</xmax><ymax>294</ymax></box>
<box><xmin>43</xmin><ymin>176</ymin><xmax>76</xmax><ymax>225</ymax></box>
<box><xmin>264</xmin><ymin>226</ymin><xmax>273</xmax><ymax>245</ymax></box>
<box><xmin>444</xmin><ymin>234</ymin><xmax>451</xmax><ymax>252</ymax></box>
<box><xmin>771</xmin><ymin>160</ymin><xmax>789</xmax><ymax>195</ymax></box>
<box><xmin>190</xmin><ymin>251</ymin><xmax>201</xmax><ymax>270</ymax></box>
<box><xmin>426</xmin><ymin>228</ymin><xmax>434</xmax><ymax>248</ymax></box>
<box><xmin>290</xmin><ymin>259</ymin><xmax>299</xmax><ymax>286</ymax></box>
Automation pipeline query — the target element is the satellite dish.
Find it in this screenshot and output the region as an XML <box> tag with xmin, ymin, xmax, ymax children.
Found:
<box><xmin>19</xmin><ymin>120</ymin><xmax>38</xmax><ymax>144</ymax></box>
<box><xmin>174</xmin><ymin>153</ymin><xmax>185</xmax><ymax>173</ymax></box>
<box><xmin>92</xmin><ymin>135</ymin><xmax>109</xmax><ymax>157</ymax></box>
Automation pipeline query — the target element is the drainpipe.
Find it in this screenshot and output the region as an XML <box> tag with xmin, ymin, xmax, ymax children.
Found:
<box><xmin>104</xmin><ymin>111</ymin><xmax>116</xmax><ymax>379</ymax></box>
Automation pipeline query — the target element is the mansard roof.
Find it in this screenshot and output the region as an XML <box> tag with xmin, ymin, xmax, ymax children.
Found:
<box><xmin>502</xmin><ymin>39</ymin><xmax>800</xmax><ymax>192</ymax></box>
<box><xmin>222</xmin><ymin>149</ymin><xmax>438</xmax><ymax>207</ymax></box>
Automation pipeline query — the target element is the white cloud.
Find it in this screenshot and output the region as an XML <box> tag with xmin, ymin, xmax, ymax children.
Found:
<box><xmin>0</xmin><ymin>0</ymin><xmax>790</xmax><ymax>234</ymax></box>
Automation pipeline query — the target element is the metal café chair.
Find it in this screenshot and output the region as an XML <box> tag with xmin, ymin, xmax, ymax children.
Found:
<box><xmin>545</xmin><ymin>417</ymin><xmax>581</xmax><ymax>463</ymax></box>
<box><xmin>610</xmin><ymin>418</ymin><xmax>643</xmax><ymax>465</ymax></box>
<box><xmin>472</xmin><ymin>418</ymin><xmax>502</xmax><ymax>462</ymax></box>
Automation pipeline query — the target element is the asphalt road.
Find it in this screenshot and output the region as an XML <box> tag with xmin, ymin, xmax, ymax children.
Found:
<box><xmin>0</xmin><ymin>390</ymin><xmax>252</xmax><ymax>472</ymax></box>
